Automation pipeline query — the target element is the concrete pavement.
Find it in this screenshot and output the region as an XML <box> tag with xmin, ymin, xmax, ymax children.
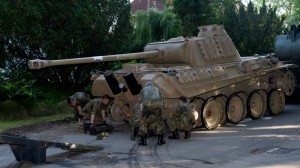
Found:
<box><xmin>1</xmin><ymin>104</ymin><xmax>300</xmax><ymax>168</ymax></box>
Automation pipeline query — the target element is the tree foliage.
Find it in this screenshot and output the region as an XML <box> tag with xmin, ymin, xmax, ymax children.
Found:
<box><xmin>172</xmin><ymin>0</ymin><xmax>202</xmax><ymax>37</ymax></box>
<box><xmin>282</xmin><ymin>0</ymin><xmax>300</xmax><ymax>24</ymax></box>
<box><xmin>132</xmin><ymin>8</ymin><xmax>182</xmax><ymax>51</ymax></box>
<box><xmin>172</xmin><ymin>0</ymin><xmax>220</xmax><ymax>37</ymax></box>
<box><xmin>223</xmin><ymin>1</ymin><xmax>286</xmax><ymax>56</ymax></box>
<box><xmin>0</xmin><ymin>0</ymin><xmax>133</xmax><ymax>94</ymax></box>
<box><xmin>244</xmin><ymin>0</ymin><xmax>298</xmax><ymax>26</ymax></box>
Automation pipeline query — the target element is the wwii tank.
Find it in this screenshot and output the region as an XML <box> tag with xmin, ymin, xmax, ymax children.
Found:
<box><xmin>275</xmin><ymin>24</ymin><xmax>300</xmax><ymax>91</ymax></box>
<box><xmin>28</xmin><ymin>24</ymin><xmax>298</xmax><ymax>130</ymax></box>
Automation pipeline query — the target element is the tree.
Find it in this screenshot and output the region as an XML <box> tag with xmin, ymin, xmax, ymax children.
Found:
<box><xmin>172</xmin><ymin>0</ymin><xmax>202</xmax><ymax>36</ymax></box>
<box><xmin>223</xmin><ymin>0</ymin><xmax>286</xmax><ymax>56</ymax></box>
<box><xmin>0</xmin><ymin>0</ymin><xmax>133</xmax><ymax>94</ymax></box>
<box><xmin>172</xmin><ymin>0</ymin><xmax>224</xmax><ymax>37</ymax></box>
<box><xmin>132</xmin><ymin>8</ymin><xmax>182</xmax><ymax>51</ymax></box>
<box><xmin>244</xmin><ymin>0</ymin><xmax>299</xmax><ymax>26</ymax></box>
<box><xmin>289</xmin><ymin>0</ymin><xmax>300</xmax><ymax>24</ymax></box>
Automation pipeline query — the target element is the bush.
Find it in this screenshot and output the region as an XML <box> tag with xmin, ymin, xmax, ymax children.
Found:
<box><xmin>0</xmin><ymin>77</ymin><xmax>39</xmax><ymax>102</ymax></box>
<box><xmin>0</xmin><ymin>71</ymin><xmax>73</xmax><ymax>118</ymax></box>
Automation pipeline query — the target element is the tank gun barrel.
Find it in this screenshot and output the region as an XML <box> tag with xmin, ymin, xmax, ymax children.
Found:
<box><xmin>28</xmin><ymin>51</ymin><xmax>159</xmax><ymax>69</ymax></box>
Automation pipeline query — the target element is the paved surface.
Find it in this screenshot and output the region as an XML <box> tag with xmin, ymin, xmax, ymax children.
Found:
<box><xmin>1</xmin><ymin>102</ymin><xmax>300</xmax><ymax>168</ymax></box>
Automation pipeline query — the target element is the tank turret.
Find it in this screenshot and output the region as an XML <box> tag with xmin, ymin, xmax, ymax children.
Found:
<box><xmin>29</xmin><ymin>25</ymin><xmax>240</xmax><ymax>69</ymax></box>
<box><xmin>29</xmin><ymin>24</ymin><xmax>298</xmax><ymax>130</ymax></box>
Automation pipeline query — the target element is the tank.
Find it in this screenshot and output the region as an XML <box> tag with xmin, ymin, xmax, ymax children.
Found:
<box><xmin>28</xmin><ymin>24</ymin><xmax>298</xmax><ymax>130</ymax></box>
<box><xmin>275</xmin><ymin>24</ymin><xmax>300</xmax><ymax>91</ymax></box>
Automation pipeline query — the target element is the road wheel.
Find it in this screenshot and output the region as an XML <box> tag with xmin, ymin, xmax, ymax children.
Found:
<box><xmin>258</xmin><ymin>90</ymin><xmax>267</xmax><ymax>116</ymax></box>
<box><xmin>278</xmin><ymin>89</ymin><xmax>286</xmax><ymax>113</ymax></box>
<box><xmin>191</xmin><ymin>98</ymin><xmax>205</xmax><ymax>128</ymax></box>
<box><xmin>202</xmin><ymin>98</ymin><xmax>222</xmax><ymax>129</ymax></box>
<box><xmin>238</xmin><ymin>92</ymin><xmax>248</xmax><ymax>120</ymax></box>
<box><xmin>247</xmin><ymin>91</ymin><xmax>265</xmax><ymax>119</ymax></box>
<box><xmin>267</xmin><ymin>89</ymin><xmax>285</xmax><ymax>115</ymax></box>
<box><xmin>216</xmin><ymin>95</ymin><xmax>227</xmax><ymax>126</ymax></box>
<box><xmin>226</xmin><ymin>94</ymin><xmax>244</xmax><ymax>124</ymax></box>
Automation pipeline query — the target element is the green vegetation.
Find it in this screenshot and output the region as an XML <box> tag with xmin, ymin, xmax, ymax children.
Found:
<box><xmin>173</xmin><ymin>0</ymin><xmax>216</xmax><ymax>36</ymax></box>
<box><xmin>0</xmin><ymin>0</ymin><xmax>132</xmax><ymax>93</ymax></box>
<box><xmin>132</xmin><ymin>8</ymin><xmax>182</xmax><ymax>51</ymax></box>
<box><xmin>222</xmin><ymin>1</ymin><xmax>285</xmax><ymax>55</ymax></box>
<box><xmin>250</xmin><ymin>0</ymin><xmax>300</xmax><ymax>25</ymax></box>
<box><xmin>0</xmin><ymin>77</ymin><xmax>38</xmax><ymax>101</ymax></box>
<box><xmin>0</xmin><ymin>113</ymin><xmax>73</xmax><ymax>133</ymax></box>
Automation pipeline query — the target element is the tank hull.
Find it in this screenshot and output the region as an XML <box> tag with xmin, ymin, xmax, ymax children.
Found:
<box><xmin>91</xmin><ymin>54</ymin><xmax>297</xmax><ymax>129</ymax></box>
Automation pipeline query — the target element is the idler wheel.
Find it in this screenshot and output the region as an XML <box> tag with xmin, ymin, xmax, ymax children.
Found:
<box><xmin>202</xmin><ymin>98</ymin><xmax>222</xmax><ymax>130</ymax></box>
<box><xmin>110</xmin><ymin>102</ymin><xmax>128</xmax><ymax>121</ymax></box>
<box><xmin>283</xmin><ymin>71</ymin><xmax>296</xmax><ymax>96</ymax></box>
<box><xmin>267</xmin><ymin>89</ymin><xmax>285</xmax><ymax>115</ymax></box>
<box><xmin>226</xmin><ymin>94</ymin><xmax>244</xmax><ymax>124</ymax></box>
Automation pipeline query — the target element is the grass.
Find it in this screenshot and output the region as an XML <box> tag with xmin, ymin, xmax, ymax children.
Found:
<box><xmin>0</xmin><ymin>113</ymin><xmax>73</xmax><ymax>133</ymax></box>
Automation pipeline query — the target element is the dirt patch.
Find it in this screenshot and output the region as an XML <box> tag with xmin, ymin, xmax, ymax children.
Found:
<box><xmin>1</xmin><ymin>117</ymin><xmax>81</xmax><ymax>140</ymax></box>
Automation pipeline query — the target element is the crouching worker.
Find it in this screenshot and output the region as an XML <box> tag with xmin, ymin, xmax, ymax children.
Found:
<box><xmin>82</xmin><ymin>94</ymin><xmax>113</xmax><ymax>139</ymax></box>
<box><xmin>167</xmin><ymin>96</ymin><xmax>195</xmax><ymax>139</ymax></box>
<box><xmin>138</xmin><ymin>82</ymin><xmax>165</xmax><ymax>146</ymax></box>
<box><xmin>67</xmin><ymin>92</ymin><xmax>91</xmax><ymax>127</ymax></box>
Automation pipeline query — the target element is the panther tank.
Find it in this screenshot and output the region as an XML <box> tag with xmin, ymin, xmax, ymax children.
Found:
<box><xmin>28</xmin><ymin>24</ymin><xmax>298</xmax><ymax>129</ymax></box>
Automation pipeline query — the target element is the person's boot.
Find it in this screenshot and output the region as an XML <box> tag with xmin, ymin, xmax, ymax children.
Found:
<box><xmin>175</xmin><ymin>130</ymin><xmax>179</xmax><ymax>138</ymax></box>
<box><xmin>157</xmin><ymin>134</ymin><xmax>166</xmax><ymax>145</ymax></box>
<box><xmin>89</xmin><ymin>124</ymin><xmax>96</xmax><ymax>135</ymax></box>
<box><xmin>138</xmin><ymin>136</ymin><xmax>144</xmax><ymax>146</ymax></box>
<box><xmin>168</xmin><ymin>131</ymin><xmax>179</xmax><ymax>139</ymax></box>
<box><xmin>138</xmin><ymin>136</ymin><xmax>147</xmax><ymax>146</ymax></box>
<box><xmin>184</xmin><ymin>131</ymin><xmax>191</xmax><ymax>139</ymax></box>
<box><xmin>130</xmin><ymin>128</ymin><xmax>138</xmax><ymax>141</ymax></box>
<box><xmin>83</xmin><ymin>122</ymin><xmax>90</xmax><ymax>134</ymax></box>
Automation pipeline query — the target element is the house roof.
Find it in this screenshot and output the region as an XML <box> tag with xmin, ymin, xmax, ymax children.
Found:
<box><xmin>131</xmin><ymin>0</ymin><xmax>165</xmax><ymax>13</ymax></box>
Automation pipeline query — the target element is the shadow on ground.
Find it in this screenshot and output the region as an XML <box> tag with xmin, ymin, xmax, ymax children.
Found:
<box><xmin>286</xmin><ymin>93</ymin><xmax>300</xmax><ymax>104</ymax></box>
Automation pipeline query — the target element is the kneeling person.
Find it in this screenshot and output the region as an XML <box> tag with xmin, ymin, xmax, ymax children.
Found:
<box><xmin>167</xmin><ymin>96</ymin><xmax>195</xmax><ymax>139</ymax></box>
<box><xmin>67</xmin><ymin>92</ymin><xmax>91</xmax><ymax>125</ymax></box>
<box><xmin>82</xmin><ymin>94</ymin><xmax>111</xmax><ymax>135</ymax></box>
